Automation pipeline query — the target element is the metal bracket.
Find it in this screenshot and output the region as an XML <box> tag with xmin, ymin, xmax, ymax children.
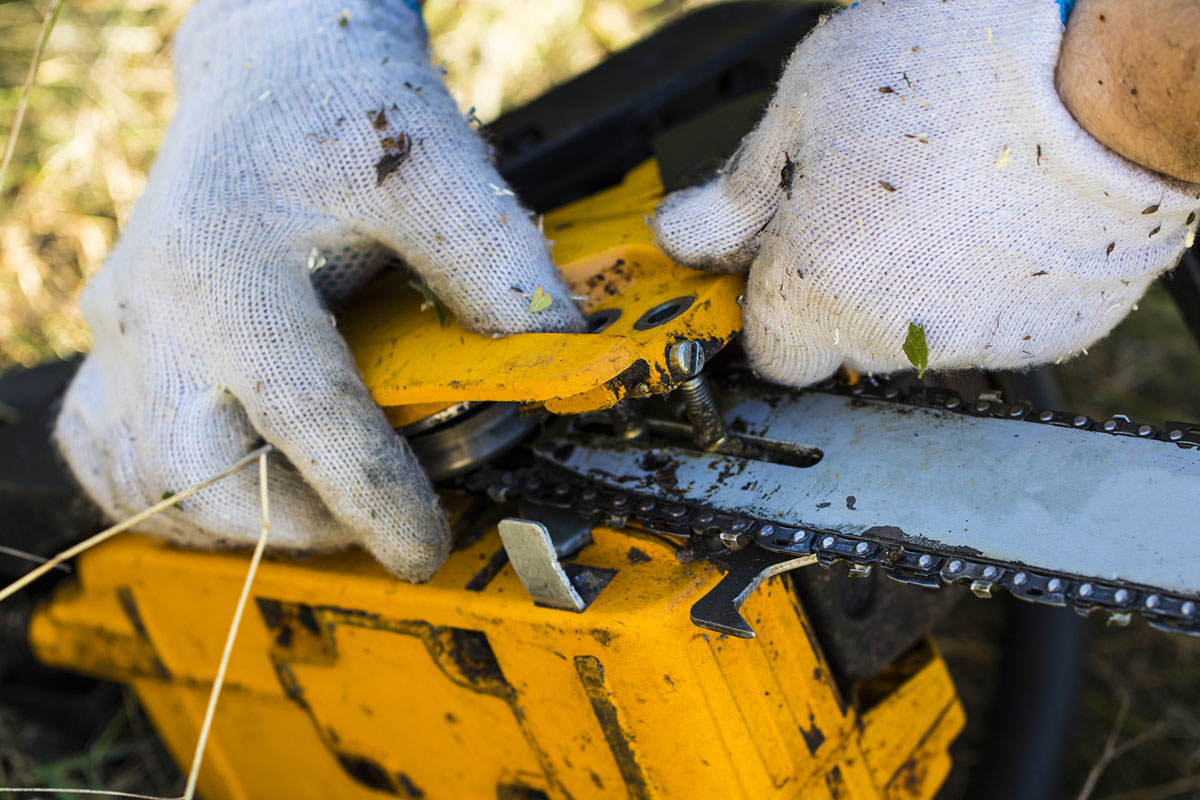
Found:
<box><xmin>690</xmin><ymin>547</ymin><xmax>817</xmax><ymax>639</ymax></box>
<box><xmin>519</xmin><ymin>501</ymin><xmax>594</xmax><ymax>559</ymax></box>
<box><xmin>497</xmin><ymin>518</ymin><xmax>595</xmax><ymax>612</ymax></box>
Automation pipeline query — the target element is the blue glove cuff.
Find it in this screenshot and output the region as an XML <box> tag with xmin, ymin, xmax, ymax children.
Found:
<box><xmin>847</xmin><ymin>1</ymin><xmax>1074</xmax><ymax>24</ymax></box>
<box><xmin>401</xmin><ymin>0</ymin><xmax>423</xmax><ymax>21</ymax></box>
<box><xmin>399</xmin><ymin>0</ymin><xmax>426</xmax><ymax>34</ymax></box>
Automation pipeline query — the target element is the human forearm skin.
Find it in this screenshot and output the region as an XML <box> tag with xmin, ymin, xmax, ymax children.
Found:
<box><xmin>1057</xmin><ymin>0</ymin><xmax>1200</xmax><ymax>182</ymax></box>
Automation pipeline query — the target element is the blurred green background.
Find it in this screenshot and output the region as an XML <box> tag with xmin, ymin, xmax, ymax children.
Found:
<box><xmin>2</xmin><ymin>1</ymin><xmax>1200</xmax><ymax>799</ymax></box>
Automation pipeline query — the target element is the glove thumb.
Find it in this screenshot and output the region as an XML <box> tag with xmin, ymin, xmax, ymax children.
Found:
<box><xmin>652</xmin><ymin>98</ymin><xmax>797</xmax><ymax>274</ymax></box>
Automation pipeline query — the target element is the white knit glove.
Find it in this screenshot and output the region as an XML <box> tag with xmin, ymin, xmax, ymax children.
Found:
<box><xmin>55</xmin><ymin>0</ymin><xmax>583</xmax><ymax>581</ymax></box>
<box><xmin>654</xmin><ymin>0</ymin><xmax>1200</xmax><ymax>387</ymax></box>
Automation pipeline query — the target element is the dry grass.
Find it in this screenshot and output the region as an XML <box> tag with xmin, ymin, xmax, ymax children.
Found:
<box><xmin>1067</xmin><ymin>622</ymin><xmax>1200</xmax><ymax>799</ymax></box>
<box><xmin>0</xmin><ymin>0</ymin><xmax>188</xmax><ymax>372</ymax></box>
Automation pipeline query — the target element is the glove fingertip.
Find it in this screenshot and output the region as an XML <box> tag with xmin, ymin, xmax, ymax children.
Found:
<box><xmin>653</xmin><ymin>185</ymin><xmax>761</xmax><ymax>274</ymax></box>
<box><xmin>443</xmin><ymin>274</ymin><xmax>587</xmax><ymax>336</ymax></box>
<box><xmin>362</xmin><ymin>512</ymin><xmax>452</xmax><ymax>583</ymax></box>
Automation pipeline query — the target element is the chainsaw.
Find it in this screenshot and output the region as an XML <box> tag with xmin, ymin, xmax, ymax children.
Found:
<box><xmin>11</xmin><ymin>4</ymin><xmax>1200</xmax><ymax>799</ymax></box>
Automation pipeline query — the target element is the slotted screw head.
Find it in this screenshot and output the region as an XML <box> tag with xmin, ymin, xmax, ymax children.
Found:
<box><xmin>668</xmin><ymin>341</ymin><xmax>705</xmax><ymax>378</ymax></box>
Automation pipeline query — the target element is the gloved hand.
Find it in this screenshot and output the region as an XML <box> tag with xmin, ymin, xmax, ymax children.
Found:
<box><xmin>55</xmin><ymin>0</ymin><xmax>583</xmax><ymax>581</ymax></box>
<box><xmin>654</xmin><ymin>0</ymin><xmax>1199</xmax><ymax>387</ymax></box>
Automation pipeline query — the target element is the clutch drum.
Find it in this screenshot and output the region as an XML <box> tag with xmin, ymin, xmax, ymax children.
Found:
<box><xmin>396</xmin><ymin>402</ymin><xmax>542</xmax><ymax>481</ymax></box>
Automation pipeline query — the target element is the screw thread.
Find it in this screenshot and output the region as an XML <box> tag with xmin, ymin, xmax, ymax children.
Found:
<box><xmin>608</xmin><ymin>401</ymin><xmax>644</xmax><ymax>439</ymax></box>
<box><xmin>680</xmin><ymin>375</ymin><xmax>727</xmax><ymax>449</ymax></box>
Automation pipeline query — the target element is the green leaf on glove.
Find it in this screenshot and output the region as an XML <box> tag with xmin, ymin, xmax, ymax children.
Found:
<box><xmin>409</xmin><ymin>280</ymin><xmax>447</xmax><ymax>327</ymax></box>
<box><xmin>529</xmin><ymin>286</ymin><xmax>553</xmax><ymax>313</ymax></box>
<box><xmin>903</xmin><ymin>322</ymin><xmax>929</xmax><ymax>379</ymax></box>
<box><xmin>161</xmin><ymin>490</ymin><xmax>183</xmax><ymax>511</ymax></box>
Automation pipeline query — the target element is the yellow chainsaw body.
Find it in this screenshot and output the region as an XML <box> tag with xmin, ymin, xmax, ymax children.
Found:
<box><xmin>29</xmin><ymin>162</ymin><xmax>964</xmax><ymax>799</ymax></box>
<box><xmin>342</xmin><ymin>160</ymin><xmax>746</xmax><ymax>422</ymax></box>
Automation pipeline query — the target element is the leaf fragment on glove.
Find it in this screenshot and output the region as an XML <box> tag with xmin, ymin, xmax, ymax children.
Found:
<box><xmin>410</xmin><ymin>279</ymin><xmax>448</xmax><ymax>327</ymax></box>
<box><xmin>903</xmin><ymin>322</ymin><xmax>929</xmax><ymax>379</ymax></box>
<box><xmin>529</xmin><ymin>286</ymin><xmax>553</xmax><ymax>313</ymax></box>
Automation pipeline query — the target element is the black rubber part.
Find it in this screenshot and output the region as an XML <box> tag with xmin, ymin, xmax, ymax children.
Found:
<box><xmin>1164</xmin><ymin>246</ymin><xmax>1200</xmax><ymax>350</ymax></box>
<box><xmin>964</xmin><ymin>600</ymin><xmax>1086</xmax><ymax>800</ymax></box>
<box><xmin>0</xmin><ymin>358</ymin><xmax>103</xmax><ymax>585</ymax></box>
<box><xmin>488</xmin><ymin>1</ymin><xmax>830</xmax><ymax>211</ymax></box>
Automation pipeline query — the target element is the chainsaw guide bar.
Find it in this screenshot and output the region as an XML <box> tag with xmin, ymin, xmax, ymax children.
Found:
<box><xmin>464</xmin><ymin>375</ymin><xmax>1200</xmax><ymax>639</ymax></box>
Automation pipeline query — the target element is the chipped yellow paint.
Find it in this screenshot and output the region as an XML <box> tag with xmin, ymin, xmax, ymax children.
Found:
<box><xmin>32</xmin><ymin>521</ymin><xmax>960</xmax><ymax>800</ymax></box>
<box><xmin>340</xmin><ymin>160</ymin><xmax>744</xmax><ymax>417</ymax></box>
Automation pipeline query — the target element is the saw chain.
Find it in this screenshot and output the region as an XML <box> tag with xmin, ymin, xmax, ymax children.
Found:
<box><xmin>463</xmin><ymin>376</ymin><xmax>1200</xmax><ymax>638</ymax></box>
